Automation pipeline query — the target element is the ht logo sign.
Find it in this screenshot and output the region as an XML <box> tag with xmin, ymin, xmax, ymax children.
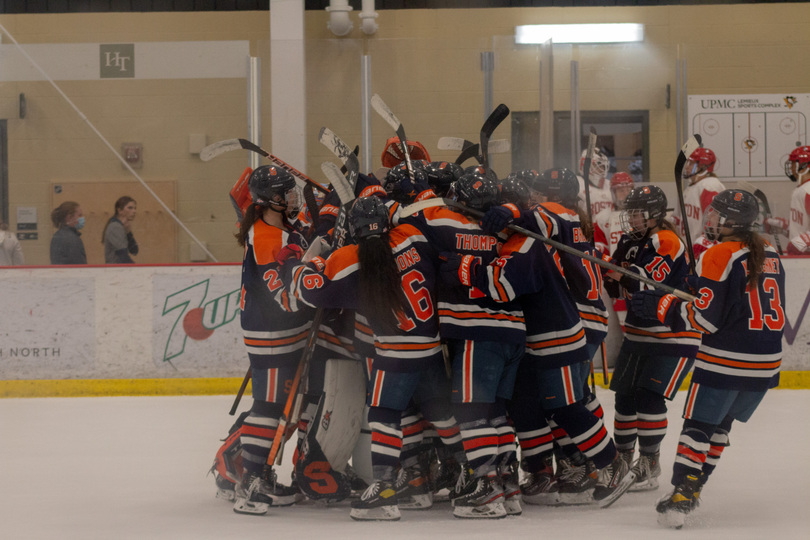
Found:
<box><xmin>161</xmin><ymin>280</ymin><xmax>241</xmax><ymax>362</ymax></box>
<box><xmin>100</xmin><ymin>44</ymin><xmax>135</xmax><ymax>78</ymax></box>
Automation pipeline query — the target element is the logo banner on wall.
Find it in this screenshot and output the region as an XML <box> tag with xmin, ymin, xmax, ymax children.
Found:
<box><xmin>688</xmin><ymin>93</ymin><xmax>809</xmax><ymax>181</ymax></box>
<box><xmin>152</xmin><ymin>274</ymin><xmax>243</xmax><ymax>374</ymax></box>
<box><xmin>0</xmin><ymin>277</ymin><xmax>96</xmax><ymax>375</ymax></box>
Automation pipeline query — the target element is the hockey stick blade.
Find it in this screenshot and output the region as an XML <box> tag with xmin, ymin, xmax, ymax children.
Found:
<box><xmin>321</xmin><ymin>161</ymin><xmax>354</xmax><ymax>206</ymax></box>
<box><xmin>582</xmin><ymin>126</ymin><xmax>598</xmax><ymax>235</ymax></box>
<box><xmin>480</xmin><ymin>104</ymin><xmax>510</xmax><ymax>170</ymax></box>
<box><xmin>399</xmin><ymin>197</ymin><xmax>449</xmax><ymax>218</ymax></box>
<box><xmin>319</xmin><ymin>127</ymin><xmax>356</xmax><ymax>164</ymax></box>
<box><xmin>439</xmin><ymin>137</ymin><xmax>510</xmax><ymax>154</ymax></box>
<box><xmin>455</xmin><ymin>143</ymin><xmax>481</xmax><ymax>165</ymax></box>
<box><xmin>675</xmin><ymin>134</ymin><xmax>703</xmax><ymax>274</ymax></box>
<box><xmin>199</xmin><ymin>138</ymin><xmax>251</xmax><ymax>162</ymax></box>
<box><xmin>371</xmin><ymin>94</ymin><xmax>415</xmax><ymax>179</ymax></box>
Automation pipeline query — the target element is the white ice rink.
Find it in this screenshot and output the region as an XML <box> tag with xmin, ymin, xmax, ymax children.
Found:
<box><xmin>2</xmin><ymin>388</ymin><xmax>809</xmax><ymax>540</ymax></box>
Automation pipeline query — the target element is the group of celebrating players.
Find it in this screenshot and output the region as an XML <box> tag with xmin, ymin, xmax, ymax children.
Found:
<box><xmin>209</xmin><ymin>134</ymin><xmax>807</xmax><ymax>529</ymax></box>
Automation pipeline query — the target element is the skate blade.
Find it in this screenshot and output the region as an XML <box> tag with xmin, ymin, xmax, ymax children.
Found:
<box><xmin>232</xmin><ymin>498</ymin><xmax>269</xmax><ymax>516</ymax></box>
<box><xmin>657</xmin><ymin>509</ymin><xmax>686</xmax><ymax>529</ymax></box>
<box><xmin>350</xmin><ymin>505</ymin><xmax>401</xmax><ymax>521</ymax></box>
<box><xmin>599</xmin><ymin>471</ymin><xmax>637</xmax><ymax>508</ymax></box>
<box><xmin>523</xmin><ymin>492</ymin><xmax>561</xmax><ymax>506</ymax></box>
<box><xmin>629</xmin><ymin>477</ymin><xmax>659</xmax><ymax>492</ymax></box>
<box><xmin>453</xmin><ymin>501</ymin><xmax>507</xmax><ymax>519</ymax></box>
<box><xmin>554</xmin><ymin>491</ymin><xmax>595</xmax><ymax>506</ymax></box>
<box><xmin>399</xmin><ymin>493</ymin><xmax>434</xmax><ymax>510</ymax></box>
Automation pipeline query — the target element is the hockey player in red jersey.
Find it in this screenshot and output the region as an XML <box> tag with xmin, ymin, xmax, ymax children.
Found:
<box><xmin>603</xmin><ymin>185</ymin><xmax>700</xmax><ymax>502</ymax></box>
<box><xmin>631</xmin><ymin>189</ymin><xmax>786</xmax><ymax>529</ymax></box>
<box><xmin>593</xmin><ymin>171</ymin><xmax>635</xmax><ymax>257</ymax></box>
<box><xmin>401</xmin><ymin>172</ymin><xmax>527</xmax><ymax>519</ymax></box>
<box><xmin>278</xmin><ymin>196</ymin><xmax>466</xmax><ymax>521</ymax></box>
<box><xmin>231</xmin><ymin>165</ymin><xmax>311</xmax><ymax>515</ymax></box>
<box><xmin>782</xmin><ymin>145</ymin><xmax>810</xmax><ymax>253</ymax></box>
<box><xmin>578</xmin><ymin>148</ymin><xmax>614</xmax><ymax>218</ymax></box>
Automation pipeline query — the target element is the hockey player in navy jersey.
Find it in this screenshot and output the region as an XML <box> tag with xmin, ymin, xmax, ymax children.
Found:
<box><xmin>401</xmin><ymin>172</ymin><xmax>527</xmax><ymax>519</ymax></box>
<box><xmin>231</xmin><ymin>165</ymin><xmax>311</xmax><ymax>515</ymax></box>
<box><xmin>277</xmin><ymin>196</ymin><xmax>466</xmax><ymax>521</ymax></box>
<box><xmin>631</xmin><ymin>189</ymin><xmax>786</xmax><ymax>529</ymax></box>
<box><xmin>476</xmin><ymin>168</ymin><xmax>625</xmax><ymax>507</ymax></box>
<box><xmin>603</xmin><ymin>185</ymin><xmax>700</xmax><ymax>499</ymax></box>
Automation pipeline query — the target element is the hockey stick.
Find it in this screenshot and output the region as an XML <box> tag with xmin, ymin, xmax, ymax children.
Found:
<box><xmin>582</xmin><ymin>127</ymin><xmax>598</xmax><ymax>231</ymax></box>
<box><xmin>480</xmin><ymin>104</ymin><xmax>510</xmax><ymax>172</ymax></box>
<box><xmin>738</xmin><ymin>180</ymin><xmax>784</xmax><ymax>255</ymax></box>
<box><xmin>371</xmin><ymin>94</ymin><xmax>415</xmax><ymax>180</ymax></box>
<box><xmin>200</xmin><ymin>138</ymin><xmax>330</xmax><ymax>196</ymax></box>
<box><xmin>228</xmin><ymin>368</ymin><xmax>251</xmax><ymax>416</ymax></box>
<box><xmin>455</xmin><ymin>142</ymin><xmax>482</xmax><ymax>166</ymax></box>
<box><xmin>675</xmin><ymin>134</ymin><xmax>703</xmax><ymax>274</ymax></box>
<box><xmin>438</xmin><ymin>137</ymin><xmax>510</xmax><ymax>155</ymax></box>
<box><xmin>600</xmin><ymin>342</ymin><xmax>610</xmax><ymax>386</ymax></box>
<box><xmin>415</xmin><ymin>198</ymin><xmax>697</xmax><ymax>301</ymax></box>
<box><xmin>266</xmin><ymin>129</ymin><xmax>359</xmax><ymax>467</ymax></box>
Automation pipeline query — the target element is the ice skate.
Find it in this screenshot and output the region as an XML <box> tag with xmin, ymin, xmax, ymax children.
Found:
<box><xmin>500</xmin><ymin>461</ymin><xmax>522</xmax><ymax>516</ymax></box>
<box><xmin>594</xmin><ymin>452</ymin><xmax>635</xmax><ymax>508</ymax></box>
<box><xmin>656</xmin><ymin>474</ymin><xmax>702</xmax><ymax>529</ymax></box>
<box><xmin>452</xmin><ymin>467</ymin><xmax>506</xmax><ymax>519</ymax></box>
<box><xmin>555</xmin><ymin>458</ymin><xmax>597</xmax><ymax>505</ymax></box>
<box><xmin>629</xmin><ymin>451</ymin><xmax>661</xmax><ymax>492</ymax></box>
<box><xmin>394</xmin><ymin>467</ymin><xmax>433</xmax><ymax>510</ymax></box>
<box><xmin>349</xmin><ymin>481</ymin><xmax>401</xmax><ymax>521</ymax></box>
<box><xmin>214</xmin><ymin>473</ymin><xmax>237</xmax><ymax>502</ymax></box>
<box><xmin>232</xmin><ymin>468</ymin><xmax>302</xmax><ymax>515</ymax></box>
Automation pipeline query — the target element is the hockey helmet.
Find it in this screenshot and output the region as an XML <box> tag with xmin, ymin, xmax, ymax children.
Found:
<box><xmin>383</xmin><ymin>162</ymin><xmax>430</xmax><ymax>205</ymax></box>
<box><xmin>349</xmin><ymin>196</ymin><xmax>391</xmax><ymax>240</ymax></box>
<box><xmin>424</xmin><ymin>161</ymin><xmax>464</xmax><ymax>197</ymax></box>
<box><xmin>464</xmin><ymin>164</ymin><xmax>499</xmax><ymax>183</ymax></box>
<box><xmin>248</xmin><ymin>165</ymin><xmax>302</xmax><ymax>217</ymax></box>
<box><xmin>537</xmin><ymin>168</ymin><xmax>579</xmax><ymax>208</ymax></box>
<box><xmin>704</xmin><ymin>189</ymin><xmax>759</xmax><ymax>242</ymax></box>
<box><xmin>620</xmin><ymin>184</ymin><xmax>668</xmax><ymax>240</ymax></box>
<box><xmin>683</xmin><ymin>147</ymin><xmax>716</xmax><ymax>181</ymax></box>
<box><xmin>447</xmin><ymin>172</ymin><xmax>500</xmax><ymax>212</ymax></box>
<box><xmin>381</xmin><ymin>137</ymin><xmax>431</xmax><ymax>169</ymax></box>
<box><xmin>499</xmin><ymin>174</ymin><xmax>531</xmax><ymax>209</ymax></box>
<box><xmin>609</xmin><ymin>171</ymin><xmax>635</xmax><ymax>209</ymax></box>
<box><xmin>785</xmin><ymin>145</ymin><xmax>810</xmax><ymax>183</ymax></box>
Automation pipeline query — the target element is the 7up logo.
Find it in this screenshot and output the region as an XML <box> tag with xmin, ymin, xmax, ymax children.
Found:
<box><xmin>161</xmin><ymin>279</ymin><xmax>241</xmax><ymax>362</ymax></box>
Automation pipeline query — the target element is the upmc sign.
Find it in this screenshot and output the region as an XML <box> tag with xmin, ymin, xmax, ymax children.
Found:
<box><xmin>100</xmin><ymin>44</ymin><xmax>135</xmax><ymax>78</ymax></box>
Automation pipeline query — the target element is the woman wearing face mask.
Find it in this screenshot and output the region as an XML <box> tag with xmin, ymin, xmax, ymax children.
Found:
<box><xmin>50</xmin><ymin>201</ymin><xmax>87</xmax><ymax>265</ymax></box>
<box><xmin>103</xmin><ymin>196</ymin><xmax>139</xmax><ymax>264</ymax></box>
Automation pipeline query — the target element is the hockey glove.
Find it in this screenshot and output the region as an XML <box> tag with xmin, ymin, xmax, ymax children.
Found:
<box><xmin>764</xmin><ymin>217</ymin><xmax>788</xmax><ymax>235</ymax></box>
<box><xmin>630</xmin><ymin>289</ymin><xmax>681</xmax><ymax>326</ymax></box>
<box><xmin>439</xmin><ymin>252</ymin><xmax>480</xmax><ymax>288</ymax></box>
<box><xmin>481</xmin><ymin>204</ymin><xmax>522</xmax><ymax>235</ymax></box>
<box><xmin>276</xmin><ymin>244</ymin><xmax>304</xmax><ymax>266</ymax></box>
<box><xmin>682</xmin><ymin>274</ymin><xmax>700</xmax><ymax>295</ymax></box>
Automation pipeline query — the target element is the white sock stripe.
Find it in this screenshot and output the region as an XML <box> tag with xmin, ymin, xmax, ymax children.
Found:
<box><xmin>241</xmin><ymin>436</ymin><xmax>272</xmax><ymax>449</ymax></box>
<box><xmin>369</xmin><ymin>422</ymin><xmax>402</xmax><ymax>438</ymax></box>
<box><xmin>370</xmin><ymin>445</ymin><xmax>401</xmax><ymax>459</ymax></box>
<box><xmin>614</xmin><ymin>412</ymin><xmax>637</xmax><ymax>422</ymax></box>
<box><xmin>430</xmin><ymin>417</ymin><xmax>458</xmax><ymax>429</ymax></box>
<box><xmin>244</xmin><ymin>416</ymin><xmax>280</xmax><ymax>428</ymax></box>
<box><xmin>637</xmin><ymin>412</ymin><xmax>668</xmax><ymax>421</ymax></box>
<box><xmin>517</xmin><ymin>428</ymin><xmax>551</xmax><ymax>439</ymax></box>
<box><xmin>582</xmin><ymin>436</ymin><xmax>610</xmax><ymax>458</ymax></box>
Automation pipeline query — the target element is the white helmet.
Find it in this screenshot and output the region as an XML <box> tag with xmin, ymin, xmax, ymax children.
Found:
<box><xmin>579</xmin><ymin>148</ymin><xmax>610</xmax><ymax>189</ymax></box>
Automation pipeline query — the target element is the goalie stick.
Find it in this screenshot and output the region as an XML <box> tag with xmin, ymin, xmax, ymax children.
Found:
<box><xmin>371</xmin><ymin>94</ymin><xmax>416</xmax><ymax>180</ymax></box>
<box><xmin>674</xmin><ymin>134</ymin><xmax>703</xmax><ymax>274</ymax></box>
<box><xmin>480</xmin><ymin>104</ymin><xmax>510</xmax><ymax>173</ymax></box>
<box><xmin>200</xmin><ymin>137</ymin><xmax>330</xmax><ymax>196</ymax></box>
<box><xmin>582</xmin><ymin>126</ymin><xmax>598</xmax><ymax>229</ymax></box>
<box><xmin>438</xmin><ymin>137</ymin><xmax>510</xmax><ymax>166</ymax></box>
<box><xmin>738</xmin><ymin>179</ymin><xmax>784</xmax><ymax>255</ymax></box>
<box><xmin>401</xmin><ymin>198</ymin><xmax>697</xmax><ymax>302</ymax></box>
<box><xmin>266</xmin><ymin>127</ymin><xmax>359</xmax><ymax>467</ymax></box>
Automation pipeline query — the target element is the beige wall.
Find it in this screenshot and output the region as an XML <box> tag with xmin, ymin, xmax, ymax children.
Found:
<box><xmin>1</xmin><ymin>4</ymin><xmax>807</xmax><ymax>264</ymax></box>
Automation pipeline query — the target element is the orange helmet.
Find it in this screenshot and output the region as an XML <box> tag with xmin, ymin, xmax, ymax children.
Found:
<box><xmin>381</xmin><ymin>137</ymin><xmax>431</xmax><ymax>169</ymax></box>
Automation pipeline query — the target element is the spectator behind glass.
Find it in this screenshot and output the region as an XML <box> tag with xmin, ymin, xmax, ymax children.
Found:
<box><xmin>0</xmin><ymin>220</ymin><xmax>25</xmax><ymax>266</ymax></box>
<box><xmin>50</xmin><ymin>201</ymin><xmax>87</xmax><ymax>265</ymax></box>
<box><xmin>102</xmin><ymin>196</ymin><xmax>139</xmax><ymax>264</ymax></box>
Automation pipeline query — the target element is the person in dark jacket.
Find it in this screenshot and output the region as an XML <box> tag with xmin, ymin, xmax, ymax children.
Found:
<box><xmin>50</xmin><ymin>201</ymin><xmax>87</xmax><ymax>265</ymax></box>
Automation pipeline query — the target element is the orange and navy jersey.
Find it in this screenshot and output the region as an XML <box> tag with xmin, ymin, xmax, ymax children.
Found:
<box><xmin>240</xmin><ymin>220</ymin><xmax>313</xmax><ymax>367</ymax></box>
<box><xmin>400</xmin><ymin>206</ymin><xmax>526</xmax><ymax>344</ymax></box>
<box><xmin>613</xmin><ymin>229</ymin><xmax>701</xmax><ymax>357</ymax></box>
<box><xmin>519</xmin><ymin>202</ymin><xmax>608</xmax><ymax>344</ymax></box>
<box><xmin>674</xmin><ymin>241</ymin><xmax>785</xmax><ymax>391</ymax></box>
<box><xmin>473</xmin><ymin>233</ymin><xmax>588</xmax><ymax>368</ymax></box>
<box><xmin>282</xmin><ymin>223</ymin><xmax>443</xmax><ymax>371</ymax></box>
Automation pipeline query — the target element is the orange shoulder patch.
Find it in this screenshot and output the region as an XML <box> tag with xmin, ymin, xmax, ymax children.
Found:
<box><xmin>654</xmin><ymin>230</ymin><xmax>684</xmax><ymax>260</ymax></box>
<box><xmin>252</xmin><ymin>220</ymin><xmax>284</xmax><ymax>265</ymax></box>
<box><xmin>699</xmin><ymin>241</ymin><xmax>743</xmax><ymax>281</ymax></box>
<box><xmin>324</xmin><ymin>244</ymin><xmax>360</xmax><ymax>280</ymax></box>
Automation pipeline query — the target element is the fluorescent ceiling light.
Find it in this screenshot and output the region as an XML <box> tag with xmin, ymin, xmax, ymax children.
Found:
<box><xmin>515</xmin><ymin>23</ymin><xmax>644</xmax><ymax>44</ymax></box>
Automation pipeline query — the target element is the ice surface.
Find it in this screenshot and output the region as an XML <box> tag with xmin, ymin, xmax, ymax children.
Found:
<box><xmin>2</xmin><ymin>388</ymin><xmax>808</xmax><ymax>539</ymax></box>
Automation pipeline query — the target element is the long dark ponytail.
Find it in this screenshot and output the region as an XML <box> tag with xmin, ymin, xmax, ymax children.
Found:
<box><xmin>235</xmin><ymin>204</ymin><xmax>261</xmax><ymax>247</ymax></box>
<box><xmin>741</xmin><ymin>231</ymin><xmax>766</xmax><ymax>290</ymax></box>
<box><xmin>357</xmin><ymin>234</ymin><xmax>407</xmax><ymax>335</ymax></box>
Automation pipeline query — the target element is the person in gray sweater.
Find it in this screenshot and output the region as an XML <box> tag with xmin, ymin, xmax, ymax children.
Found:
<box><xmin>50</xmin><ymin>201</ymin><xmax>87</xmax><ymax>265</ymax></box>
<box><xmin>103</xmin><ymin>196</ymin><xmax>139</xmax><ymax>264</ymax></box>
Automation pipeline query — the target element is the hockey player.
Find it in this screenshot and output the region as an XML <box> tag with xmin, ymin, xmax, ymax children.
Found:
<box><xmin>593</xmin><ymin>171</ymin><xmax>635</xmax><ymax>257</ymax></box>
<box><xmin>630</xmin><ymin>189</ymin><xmax>785</xmax><ymax>529</ymax></box>
<box><xmin>479</xmin><ymin>168</ymin><xmax>624</xmax><ymax>507</ymax></box>
<box><xmin>278</xmin><ymin>196</ymin><xmax>466</xmax><ymax>521</ymax></box>
<box><xmin>782</xmin><ymin>145</ymin><xmax>810</xmax><ymax>253</ymax></box>
<box><xmin>603</xmin><ymin>184</ymin><xmax>701</xmax><ymax>501</ymax></box>
<box><xmin>670</xmin><ymin>146</ymin><xmax>725</xmax><ymax>257</ymax></box>
<box><xmin>578</xmin><ymin>148</ymin><xmax>613</xmax><ymax>218</ymax></box>
<box><xmin>231</xmin><ymin>165</ymin><xmax>311</xmax><ymax>515</ymax></box>
<box><xmin>424</xmin><ymin>161</ymin><xmax>464</xmax><ymax>198</ymax></box>
<box><xmin>401</xmin><ymin>172</ymin><xmax>527</xmax><ymax>519</ymax></box>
